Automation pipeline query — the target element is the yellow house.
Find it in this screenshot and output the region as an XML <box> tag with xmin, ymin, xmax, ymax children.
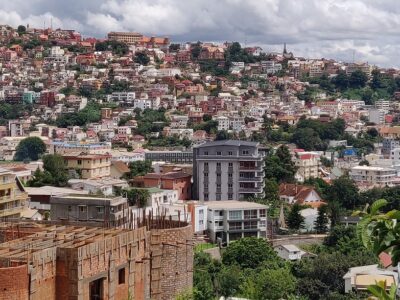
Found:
<box><xmin>0</xmin><ymin>168</ymin><xmax>29</xmax><ymax>219</ymax></box>
<box><xmin>63</xmin><ymin>152</ymin><xmax>112</xmax><ymax>179</ymax></box>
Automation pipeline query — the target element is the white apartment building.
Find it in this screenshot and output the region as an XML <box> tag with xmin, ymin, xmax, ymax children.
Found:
<box><xmin>107</xmin><ymin>92</ymin><xmax>136</xmax><ymax>103</ymax></box>
<box><xmin>133</xmin><ymin>98</ymin><xmax>160</xmax><ymax>110</ymax></box>
<box><xmin>215</xmin><ymin>116</ymin><xmax>230</xmax><ymax>131</ymax></box>
<box><xmin>350</xmin><ymin>166</ymin><xmax>396</xmax><ymax>186</ymax></box>
<box><xmin>207</xmin><ymin>200</ymin><xmax>267</xmax><ymax>244</ymax></box>
<box><xmin>193</xmin><ymin>140</ymin><xmax>265</xmax><ymax>201</ymax></box>
<box><xmin>369</xmin><ymin>109</ymin><xmax>385</xmax><ymax>125</ymax></box>
<box><xmin>294</xmin><ymin>152</ymin><xmax>320</xmax><ymax>182</ymax></box>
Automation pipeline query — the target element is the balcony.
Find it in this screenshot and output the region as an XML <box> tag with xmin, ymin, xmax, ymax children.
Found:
<box><xmin>239</xmin><ymin>176</ymin><xmax>263</xmax><ymax>182</ymax></box>
<box><xmin>239</xmin><ymin>187</ymin><xmax>263</xmax><ymax>193</ymax></box>
<box><xmin>0</xmin><ymin>207</ymin><xmax>24</xmax><ymax>218</ymax></box>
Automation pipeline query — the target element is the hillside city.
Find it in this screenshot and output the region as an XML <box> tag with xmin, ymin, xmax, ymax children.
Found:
<box><xmin>0</xmin><ymin>24</ymin><xmax>399</xmax><ymax>300</ymax></box>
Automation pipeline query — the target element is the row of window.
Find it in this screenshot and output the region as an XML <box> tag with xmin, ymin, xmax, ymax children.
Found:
<box><xmin>204</xmin><ymin>162</ymin><xmax>234</xmax><ymax>167</ymax></box>
<box><xmin>203</xmin><ymin>150</ymin><xmax>251</xmax><ymax>156</ymax></box>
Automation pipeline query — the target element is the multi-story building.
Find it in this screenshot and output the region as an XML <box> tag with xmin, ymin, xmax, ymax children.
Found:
<box><xmin>63</xmin><ymin>152</ymin><xmax>112</xmax><ymax>179</ymax></box>
<box><xmin>0</xmin><ymin>167</ymin><xmax>29</xmax><ymax>220</ymax></box>
<box><xmin>383</xmin><ymin>138</ymin><xmax>400</xmax><ymax>155</ymax></box>
<box><xmin>193</xmin><ymin>140</ymin><xmax>265</xmax><ymax>201</ymax></box>
<box><xmin>107</xmin><ymin>31</ymin><xmax>143</xmax><ymax>44</ymax></box>
<box><xmin>51</xmin><ymin>141</ymin><xmax>112</xmax><ymax>155</ymax></box>
<box><xmin>145</xmin><ymin>150</ymin><xmax>193</xmax><ymax>163</ymax></box>
<box><xmin>50</xmin><ymin>194</ymin><xmax>129</xmax><ymax>225</ymax></box>
<box><xmin>369</xmin><ymin>108</ymin><xmax>385</xmax><ymax>125</ymax></box>
<box><xmin>143</xmin><ymin>172</ymin><xmax>192</xmax><ymax>200</ymax></box>
<box><xmin>350</xmin><ymin>166</ymin><xmax>396</xmax><ymax>186</ymax></box>
<box><xmin>206</xmin><ymin>200</ymin><xmax>267</xmax><ymax>244</ymax></box>
<box><xmin>294</xmin><ymin>152</ymin><xmax>320</xmax><ymax>182</ymax></box>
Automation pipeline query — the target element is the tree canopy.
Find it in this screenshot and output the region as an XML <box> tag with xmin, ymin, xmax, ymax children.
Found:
<box><xmin>14</xmin><ymin>137</ymin><xmax>46</xmax><ymax>161</ymax></box>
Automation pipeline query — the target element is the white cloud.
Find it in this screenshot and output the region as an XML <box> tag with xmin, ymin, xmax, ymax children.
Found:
<box><xmin>0</xmin><ymin>0</ymin><xmax>399</xmax><ymax>66</ymax></box>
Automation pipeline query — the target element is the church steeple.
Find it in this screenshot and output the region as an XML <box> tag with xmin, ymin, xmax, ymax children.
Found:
<box><xmin>283</xmin><ymin>43</ymin><xmax>287</xmax><ymax>54</ymax></box>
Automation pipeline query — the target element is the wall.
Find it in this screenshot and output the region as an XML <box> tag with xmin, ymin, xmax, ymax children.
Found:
<box><xmin>0</xmin><ymin>264</ymin><xmax>29</xmax><ymax>300</ymax></box>
<box><xmin>150</xmin><ymin>224</ymin><xmax>193</xmax><ymax>300</ymax></box>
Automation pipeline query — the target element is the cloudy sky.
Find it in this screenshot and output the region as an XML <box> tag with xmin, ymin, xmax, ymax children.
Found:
<box><xmin>0</xmin><ymin>0</ymin><xmax>399</xmax><ymax>67</ymax></box>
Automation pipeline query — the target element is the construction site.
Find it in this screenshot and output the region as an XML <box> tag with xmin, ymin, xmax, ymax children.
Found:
<box><xmin>0</xmin><ymin>216</ymin><xmax>194</xmax><ymax>300</ymax></box>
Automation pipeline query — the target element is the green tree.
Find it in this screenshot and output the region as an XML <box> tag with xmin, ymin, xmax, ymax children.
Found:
<box><xmin>287</xmin><ymin>204</ymin><xmax>305</xmax><ymax>231</ymax></box>
<box><xmin>215</xmin><ymin>130</ymin><xmax>232</xmax><ymax>140</ymax></box>
<box><xmin>241</xmin><ymin>267</ymin><xmax>296</xmax><ymax>300</ymax></box>
<box><xmin>216</xmin><ymin>265</ymin><xmax>242</xmax><ymax>298</ymax></box>
<box><xmin>326</xmin><ymin>176</ymin><xmax>359</xmax><ymax>209</ymax></box>
<box><xmin>14</xmin><ymin>137</ymin><xmax>46</xmax><ymax>161</ymax></box>
<box><xmin>17</xmin><ymin>25</ymin><xmax>26</xmax><ymax>34</ymax></box>
<box><xmin>314</xmin><ymin>205</ymin><xmax>329</xmax><ymax>233</ymax></box>
<box><xmin>349</xmin><ymin>70</ymin><xmax>368</xmax><ymax>88</ymax></box>
<box><xmin>264</xmin><ymin>146</ymin><xmax>297</xmax><ymax>183</ymax></box>
<box><xmin>123</xmin><ymin>188</ymin><xmax>150</xmax><ymax>207</ymax></box>
<box><xmin>125</xmin><ymin>160</ymin><xmax>153</xmax><ymax>179</ymax></box>
<box><xmin>332</xmin><ymin>71</ymin><xmax>349</xmax><ymax>91</ymax></box>
<box><xmin>292</xmin><ymin>127</ymin><xmax>324</xmax><ymax>151</ymax></box>
<box><xmin>193</xmin><ymin>271</ymin><xmax>214</xmax><ymax>300</ymax></box>
<box><xmin>134</xmin><ymin>52</ymin><xmax>150</xmax><ymax>66</ymax></box>
<box><xmin>42</xmin><ymin>154</ymin><xmax>69</xmax><ymax>187</ymax></box>
<box><xmin>27</xmin><ymin>154</ymin><xmax>69</xmax><ymax>187</ymax></box>
<box><xmin>222</xmin><ymin>237</ymin><xmax>280</xmax><ymax>270</ymax></box>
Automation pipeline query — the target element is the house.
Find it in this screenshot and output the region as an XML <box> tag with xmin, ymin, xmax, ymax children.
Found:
<box><xmin>50</xmin><ymin>194</ymin><xmax>129</xmax><ymax>226</ymax></box>
<box><xmin>274</xmin><ymin>244</ymin><xmax>306</xmax><ymax>261</ymax></box>
<box><xmin>206</xmin><ymin>200</ymin><xmax>267</xmax><ymax>245</ymax></box>
<box><xmin>143</xmin><ymin>172</ymin><xmax>192</xmax><ymax>200</ymax></box>
<box><xmin>343</xmin><ymin>265</ymin><xmax>398</xmax><ymax>294</ymax></box>
<box><xmin>279</xmin><ymin>183</ymin><xmax>325</xmax><ymax>208</ymax></box>
<box><xmin>63</xmin><ymin>152</ymin><xmax>112</xmax><ymax>179</ymax></box>
<box><xmin>110</xmin><ymin>160</ymin><xmax>130</xmax><ymax>179</ymax></box>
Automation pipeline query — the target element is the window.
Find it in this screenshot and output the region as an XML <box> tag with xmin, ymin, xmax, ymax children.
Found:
<box><xmin>216</xmin><ymin>193</ymin><xmax>221</xmax><ymax>201</ymax></box>
<box><xmin>217</xmin><ymin>184</ymin><xmax>221</xmax><ymax>189</ymax></box>
<box><xmin>228</xmin><ymin>162</ymin><xmax>233</xmax><ymax>167</ymax></box>
<box><xmin>228</xmin><ymin>173</ymin><xmax>233</xmax><ymax>178</ymax></box>
<box><xmin>244</xmin><ymin>221</ymin><xmax>258</xmax><ymax>229</ymax></box>
<box><xmin>204</xmin><ymin>193</ymin><xmax>209</xmax><ymax>201</ymax></box>
<box><xmin>229</xmin><ymin>221</ymin><xmax>242</xmax><ymax>230</ymax></box>
<box><xmin>68</xmin><ymin>206</ymin><xmax>72</xmax><ymax>212</ymax></box>
<box><xmin>216</xmin><ymin>151</ymin><xmax>222</xmax><ymax>156</ymax></box>
<box><xmin>229</xmin><ymin>210</ymin><xmax>241</xmax><ymax>220</ymax></box>
<box><xmin>260</xmin><ymin>209</ymin><xmax>266</xmax><ymax>218</ymax></box>
<box><xmin>260</xmin><ymin>220</ymin><xmax>266</xmax><ymax>227</ymax></box>
<box><xmin>244</xmin><ymin>210</ymin><xmax>258</xmax><ymax>219</ymax></box>
<box><xmin>217</xmin><ymin>173</ymin><xmax>221</xmax><ymax>178</ymax></box>
<box><xmin>204</xmin><ymin>151</ymin><xmax>208</xmax><ymax>156</ymax></box>
<box><xmin>204</xmin><ymin>172</ymin><xmax>208</xmax><ymax>177</ymax></box>
<box><xmin>199</xmin><ymin>220</ymin><xmax>204</xmax><ymax>225</ymax></box>
<box><xmin>216</xmin><ymin>162</ymin><xmax>221</xmax><ymax>167</ymax></box>
<box><xmin>96</xmin><ymin>206</ymin><xmax>104</xmax><ymax>214</ymax></box>
<box><xmin>79</xmin><ymin>206</ymin><xmax>86</xmax><ymax>212</ymax></box>
<box><xmin>228</xmin><ymin>183</ymin><xmax>233</xmax><ymax>188</ymax></box>
<box><xmin>242</xmin><ymin>150</ymin><xmax>249</xmax><ymax>155</ymax></box>
<box><xmin>228</xmin><ymin>193</ymin><xmax>233</xmax><ymax>200</ymax></box>
<box><xmin>77</xmin><ymin>159</ymin><xmax>82</xmax><ymax>165</ymax></box>
<box><xmin>204</xmin><ymin>162</ymin><xmax>208</xmax><ymax>167</ymax></box>
<box><xmin>228</xmin><ymin>151</ymin><xmax>233</xmax><ymax>156</ymax></box>
<box><xmin>118</xmin><ymin>268</ymin><xmax>125</xmax><ymax>284</ymax></box>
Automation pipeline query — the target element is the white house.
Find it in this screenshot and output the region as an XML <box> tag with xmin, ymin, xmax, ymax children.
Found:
<box><xmin>274</xmin><ymin>244</ymin><xmax>305</xmax><ymax>261</ymax></box>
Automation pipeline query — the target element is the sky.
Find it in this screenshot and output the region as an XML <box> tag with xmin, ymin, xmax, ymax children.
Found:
<box><xmin>0</xmin><ymin>0</ymin><xmax>399</xmax><ymax>67</ymax></box>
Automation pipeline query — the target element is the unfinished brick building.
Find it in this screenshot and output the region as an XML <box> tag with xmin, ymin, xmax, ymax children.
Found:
<box><xmin>0</xmin><ymin>220</ymin><xmax>193</xmax><ymax>300</ymax></box>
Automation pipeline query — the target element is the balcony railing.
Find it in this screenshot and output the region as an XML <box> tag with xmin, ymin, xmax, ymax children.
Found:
<box><xmin>239</xmin><ymin>187</ymin><xmax>263</xmax><ymax>193</ymax></box>
<box><xmin>239</xmin><ymin>176</ymin><xmax>263</xmax><ymax>182</ymax></box>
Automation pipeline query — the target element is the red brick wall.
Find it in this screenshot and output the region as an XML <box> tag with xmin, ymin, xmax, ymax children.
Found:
<box><xmin>150</xmin><ymin>225</ymin><xmax>193</xmax><ymax>300</ymax></box>
<box><xmin>0</xmin><ymin>264</ymin><xmax>29</xmax><ymax>300</ymax></box>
